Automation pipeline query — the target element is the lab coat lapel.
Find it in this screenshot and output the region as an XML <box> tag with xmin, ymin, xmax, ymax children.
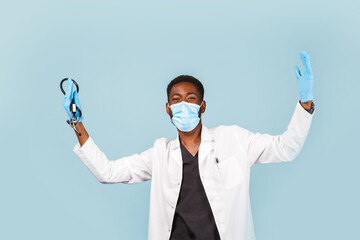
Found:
<box><xmin>169</xmin><ymin>134</ymin><xmax>182</xmax><ymax>170</ymax></box>
<box><xmin>170</xmin><ymin>125</ymin><xmax>214</xmax><ymax>170</ymax></box>
<box><xmin>198</xmin><ymin>125</ymin><xmax>214</xmax><ymax>168</ymax></box>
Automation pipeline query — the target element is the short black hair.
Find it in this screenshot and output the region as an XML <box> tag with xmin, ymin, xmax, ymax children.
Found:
<box><xmin>167</xmin><ymin>75</ymin><xmax>204</xmax><ymax>102</ymax></box>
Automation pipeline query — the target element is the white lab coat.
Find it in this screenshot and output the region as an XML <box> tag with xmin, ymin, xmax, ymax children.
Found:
<box><xmin>73</xmin><ymin>101</ymin><xmax>314</xmax><ymax>240</ymax></box>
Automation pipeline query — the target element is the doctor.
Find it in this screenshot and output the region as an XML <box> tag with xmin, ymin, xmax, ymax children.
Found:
<box><xmin>64</xmin><ymin>51</ymin><xmax>315</xmax><ymax>240</ymax></box>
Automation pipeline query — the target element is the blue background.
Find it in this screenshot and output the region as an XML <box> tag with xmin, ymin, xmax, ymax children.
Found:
<box><xmin>1</xmin><ymin>0</ymin><xmax>359</xmax><ymax>239</ymax></box>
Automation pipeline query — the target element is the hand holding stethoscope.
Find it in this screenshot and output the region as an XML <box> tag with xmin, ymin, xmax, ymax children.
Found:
<box><xmin>61</xmin><ymin>78</ymin><xmax>83</xmax><ymax>136</ymax></box>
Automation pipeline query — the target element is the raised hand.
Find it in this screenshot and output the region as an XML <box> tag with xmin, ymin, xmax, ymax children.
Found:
<box><xmin>62</xmin><ymin>78</ymin><xmax>83</xmax><ymax>122</ymax></box>
<box><xmin>294</xmin><ymin>50</ymin><xmax>314</xmax><ymax>103</ymax></box>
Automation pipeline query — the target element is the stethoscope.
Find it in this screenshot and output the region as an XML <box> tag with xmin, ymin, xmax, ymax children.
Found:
<box><xmin>60</xmin><ymin>78</ymin><xmax>82</xmax><ymax>136</ymax></box>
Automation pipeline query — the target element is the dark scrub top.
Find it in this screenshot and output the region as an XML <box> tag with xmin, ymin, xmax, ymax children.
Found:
<box><xmin>169</xmin><ymin>140</ymin><xmax>221</xmax><ymax>240</ymax></box>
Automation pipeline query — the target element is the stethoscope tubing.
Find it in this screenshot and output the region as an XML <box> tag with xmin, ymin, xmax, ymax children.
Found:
<box><xmin>60</xmin><ymin>78</ymin><xmax>79</xmax><ymax>95</ymax></box>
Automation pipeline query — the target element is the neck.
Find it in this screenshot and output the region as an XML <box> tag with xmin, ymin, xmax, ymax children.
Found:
<box><xmin>178</xmin><ymin>121</ymin><xmax>202</xmax><ymax>146</ymax></box>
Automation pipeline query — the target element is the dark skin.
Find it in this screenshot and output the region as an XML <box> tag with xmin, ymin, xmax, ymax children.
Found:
<box><xmin>166</xmin><ymin>82</ymin><xmax>206</xmax><ymax>157</ymax></box>
<box><xmin>74</xmin><ymin>122</ymin><xmax>89</xmax><ymax>147</ymax></box>
<box><xmin>75</xmin><ymin>81</ymin><xmax>312</xmax><ymax>153</ymax></box>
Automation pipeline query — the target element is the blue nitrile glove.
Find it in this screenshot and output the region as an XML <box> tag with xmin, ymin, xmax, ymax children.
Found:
<box><xmin>294</xmin><ymin>50</ymin><xmax>314</xmax><ymax>102</ymax></box>
<box><xmin>62</xmin><ymin>78</ymin><xmax>83</xmax><ymax>122</ymax></box>
<box><xmin>73</xmin><ymin>90</ymin><xmax>83</xmax><ymax>122</ymax></box>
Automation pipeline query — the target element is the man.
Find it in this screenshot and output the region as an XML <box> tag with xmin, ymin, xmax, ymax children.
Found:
<box><xmin>63</xmin><ymin>51</ymin><xmax>315</xmax><ymax>240</ymax></box>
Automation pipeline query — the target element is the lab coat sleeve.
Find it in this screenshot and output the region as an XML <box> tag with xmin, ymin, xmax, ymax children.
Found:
<box><xmin>245</xmin><ymin>101</ymin><xmax>314</xmax><ymax>165</ymax></box>
<box><xmin>73</xmin><ymin>137</ymin><xmax>153</xmax><ymax>184</ymax></box>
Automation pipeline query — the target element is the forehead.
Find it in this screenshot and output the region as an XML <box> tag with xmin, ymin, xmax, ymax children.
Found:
<box><xmin>170</xmin><ymin>82</ymin><xmax>199</xmax><ymax>95</ymax></box>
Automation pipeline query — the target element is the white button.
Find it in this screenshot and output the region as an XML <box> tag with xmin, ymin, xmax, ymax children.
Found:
<box><xmin>177</xmin><ymin>182</ymin><xmax>180</xmax><ymax>186</ymax></box>
<box><xmin>168</xmin><ymin>229</ymin><xmax>170</xmax><ymax>232</ymax></box>
<box><xmin>171</xmin><ymin>206</ymin><xmax>174</xmax><ymax>209</ymax></box>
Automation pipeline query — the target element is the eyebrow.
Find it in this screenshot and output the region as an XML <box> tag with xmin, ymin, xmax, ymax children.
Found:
<box><xmin>170</xmin><ymin>92</ymin><xmax>198</xmax><ymax>98</ymax></box>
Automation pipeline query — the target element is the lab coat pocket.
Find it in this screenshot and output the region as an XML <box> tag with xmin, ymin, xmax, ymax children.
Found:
<box><xmin>217</xmin><ymin>156</ymin><xmax>244</xmax><ymax>189</ymax></box>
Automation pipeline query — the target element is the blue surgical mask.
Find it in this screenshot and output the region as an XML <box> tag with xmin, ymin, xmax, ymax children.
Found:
<box><xmin>170</xmin><ymin>101</ymin><xmax>203</xmax><ymax>132</ymax></box>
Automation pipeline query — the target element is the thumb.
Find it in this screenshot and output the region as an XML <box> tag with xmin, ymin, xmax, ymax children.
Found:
<box><xmin>294</xmin><ymin>65</ymin><xmax>301</xmax><ymax>79</ymax></box>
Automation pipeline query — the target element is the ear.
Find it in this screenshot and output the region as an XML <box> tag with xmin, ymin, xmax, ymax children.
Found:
<box><xmin>166</xmin><ymin>102</ymin><xmax>172</xmax><ymax>117</ymax></box>
<box><xmin>200</xmin><ymin>100</ymin><xmax>206</xmax><ymax>114</ymax></box>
